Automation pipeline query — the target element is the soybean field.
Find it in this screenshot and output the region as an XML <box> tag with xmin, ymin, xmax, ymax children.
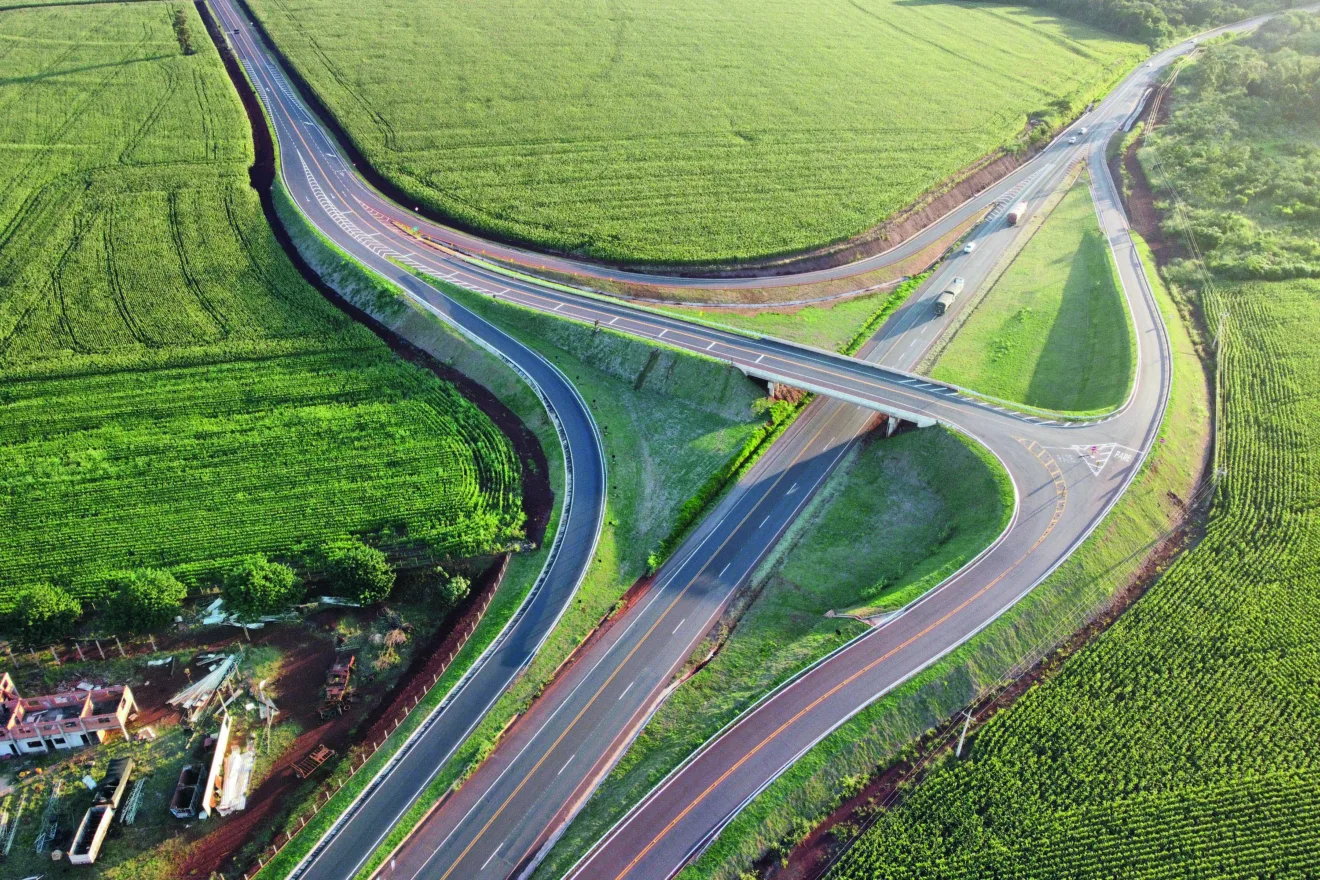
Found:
<box><xmin>243</xmin><ymin>0</ymin><xmax>1143</xmax><ymax>264</ymax></box>
<box><xmin>0</xmin><ymin>3</ymin><xmax>522</xmax><ymax>608</ymax></box>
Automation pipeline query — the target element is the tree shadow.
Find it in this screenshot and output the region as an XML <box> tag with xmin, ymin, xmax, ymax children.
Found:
<box><xmin>1023</xmin><ymin>226</ymin><xmax>1132</xmax><ymax>410</ymax></box>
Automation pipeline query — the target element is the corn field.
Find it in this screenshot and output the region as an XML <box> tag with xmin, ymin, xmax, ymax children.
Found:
<box><xmin>828</xmin><ymin>278</ymin><xmax>1320</xmax><ymax>878</ymax></box>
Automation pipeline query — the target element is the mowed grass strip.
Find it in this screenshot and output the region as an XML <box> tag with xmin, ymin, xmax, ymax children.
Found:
<box><xmin>932</xmin><ymin>171</ymin><xmax>1134</xmax><ymax>413</ymax></box>
<box><xmin>0</xmin><ymin>3</ymin><xmax>520</xmax><ymax>605</ymax></box>
<box><xmin>243</xmin><ymin>0</ymin><xmax>1142</xmax><ymax>264</ymax></box>
<box><xmin>536</xmin><ymin>425</ymin><xmax>1011</xmax><ymax>879</ymax></box>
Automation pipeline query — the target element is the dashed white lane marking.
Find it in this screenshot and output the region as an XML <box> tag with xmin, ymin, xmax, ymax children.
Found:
<box><xmin>755</xmin><ymin>354</ymin><xmax>764</xmax><ymax>363</ymax></box>
<box><xmin>608</xmin><ymin>316</ymin><xmax>619</xmax><ymax>325</ymax></box>
<box><xmin>672</xmin><ymin>619</ymin><xmax>686</xmax><ymax>635</ymax></box>
<box><xmin>618</xmin><ymin>681</ymin><xmax>635</xmax><ymax>701</ymax></box>
<box><xmin>719</xmin><ymin>563</ymin><xmax>730</xmax><ymax>577</ymax></box>
<box><xmin>759</xmin><ymin>515</ymin><xmax>771</xmax><ymax>528</ymax></box>
<box><xmin>706</xmin><ymin>342</ymin><xmax>716</xmax><ymax>350</ymax></box>
<box><xmin>553</xmin><ymin>303</ymin><xmax>563</xmax><ymax>311</ymax></box>
<box><xmin>787</xmin><ymin>482</ymin><xmax>799</xmax><ymax>495</ymax></box>
<box><xmin>558</xmin><ymin>754</ymin><xmax>576</xmax><ymax>776</ymax></box>
<box><xmin>481</xmin><ymin>844</ymin><xmax>502</xmax><ymax>870</ymax></box>
<box><xmin>658</xmin><ymin>329</ymin><xmax>668</xmax><ymax>338</ymax></box>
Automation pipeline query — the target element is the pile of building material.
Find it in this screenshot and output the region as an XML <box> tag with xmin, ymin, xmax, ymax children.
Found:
<box><xmin>2</xmin><ymin>789</ymin><xmax>24</xmax><ymax>855</ymax></box>
<box><xmin>119</xmin><ymin>776</ymin><xmax>146</xmax><ymax>825</ymax></box>
<box><xmin>197</xmin><ymin>714</ymin><xmax>231</xmax><ymax>820</ymax></box>
<box><xmin>200</xmin><ymin>598</ymin><xmax>297</xmax><ymax>629</ymax></box>
<box><xmin>168</xmin><ymin>654</ymin><xmax>239</xmax><ymax>724</ymax></box>
<box><xmin>34</xmin><ymin>780</ymin><xmax>61</xmax><ymax>853</ymax></box>
<box><xmin>68</xmin><ymin>758</ymin><xmax>133</xmax><ymax>865</ymax></box>
<box><xmin>216</xmin><ymin>736</ymin><xmax>256</xmax><ymax>816</ymax></box>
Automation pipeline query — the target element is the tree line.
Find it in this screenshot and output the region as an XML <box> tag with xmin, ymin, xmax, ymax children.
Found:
<box><xmin>1</xmin><ymin>537</ymin><xmax>472</xmax><ymax>648</ymax></box>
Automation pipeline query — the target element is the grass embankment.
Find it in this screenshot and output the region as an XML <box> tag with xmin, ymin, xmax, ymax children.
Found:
<box><xmin>655</xmin><ymin>274</ymin><xmax>929</xmax><ymax>354</ymax></box>
<box><xmin>536</xmin><ymin>426</ymin><xmax>1011</xmax><ymax>879</ymax></box>
<box><xmin>669</xmin><ymin>230</ymin><xmax>1210</xmax><ymax>879</ymax></box>
<box><xmin>241</xmin><ymin>0</ymin><xmax>1140</xmax><ymax>264</ymax></box>
<box><xmin>339</xmin><ymin>283</ymin><xmax>769</xmax><ymax>878</ymax></box>
<box><xmin>828</xmin><ymin>19</ymin><xmax>1320</xmax><ymax>876</ymax></box>
<box><xmin>0</xmin><ymin>2</ymin><xmax>521</xmax><ymax>610</ymax></box>
<box><xmin>931</xmin><ymin>170</ymin><xmax>1135</xmax><ymax>413</ymax></box>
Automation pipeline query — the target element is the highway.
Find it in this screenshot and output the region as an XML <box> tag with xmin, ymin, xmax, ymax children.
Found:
<box><xmin>198</xmin><ymin>4</ymin><xmax>1283</xmax><ymax>879</ymax></box>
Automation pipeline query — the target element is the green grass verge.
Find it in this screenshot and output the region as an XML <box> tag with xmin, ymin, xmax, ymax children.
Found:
<box><xmin>340</xmin><ymin>281</ymin><xmax>768</xmax><ymax>879</ymax></box>
<box><xmin>931</xmin><ymin>170</ymin><xmax>1136</xmax><ymax>413</ymax></box>
<box><xmin>669</xmin><ymin>231</ymin><xmax>1210</xmax><ymax>879</ymax></box>
<box><xmin>241</xmin><ymin>0</ymin><xmax>1141</xmax><ymax>264</ymax></box>
<box><xmin>535</xmin><ymin>425</ymin><xmax>1011</xmax><ymax>880</ymax></box>
<box><xmin>654</xmin><ymin>274</ymin><xmax>930</xmax><ymax>356</ymax></box>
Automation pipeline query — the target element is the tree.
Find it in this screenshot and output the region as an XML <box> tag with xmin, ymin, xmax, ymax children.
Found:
<box><xmin>223</xmin><ymin>556</ymin><xmax>301</xmax><ymax>618</ymax></box>
<box><xmin>105</xmin><ymin>568</ymin><xmax>186</xmax><ymax>632</ymax></box>
<box><xmin>324</xmin><ymin>539</ymin><xmax>395</xmax><ymax>605</ymax></box>
<box><xmin>5</xmin><ymin>583</ymin><xmax>81</xmax><ymax>647</ymax></box>
<box><xmin>436</xmin><ymin>574</ymin><xmax>471</xmax><ymax>611</ymax></box>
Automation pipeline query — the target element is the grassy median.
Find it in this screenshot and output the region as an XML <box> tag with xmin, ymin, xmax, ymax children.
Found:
<box><xmin>932</xmin><ymin>171</ymin><xmax>1135</xmax><ymax>413</ymax></box>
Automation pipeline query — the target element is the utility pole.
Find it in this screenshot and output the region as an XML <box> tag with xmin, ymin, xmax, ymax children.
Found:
<box><xmin>955</xmin><ymin>709</ymin><xmax>974</xmax><ymax>758</ymax></box>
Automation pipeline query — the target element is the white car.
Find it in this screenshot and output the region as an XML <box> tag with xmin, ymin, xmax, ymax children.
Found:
<box><xmin>963</xmin><ymin>242</ymin><xmax>976</xmax><ymax>254</ymax></box>
<box><xmin>1068</xmin><ymin>136</ymin><xmax>1078</xmax><ymax>145</ymax></box>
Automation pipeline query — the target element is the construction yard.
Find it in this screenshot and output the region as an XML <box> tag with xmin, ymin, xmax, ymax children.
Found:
<box><xmin>0</xmin><ymin>576</ymin><xmax>492</xmax><ymax>879</ymax></box>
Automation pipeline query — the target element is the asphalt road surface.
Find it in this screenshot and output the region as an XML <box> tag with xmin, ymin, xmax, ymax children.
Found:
<box><xmin>199</xmin><ymin>4</ymin><xmax>1295</xmax><ymax>878</ymax></box>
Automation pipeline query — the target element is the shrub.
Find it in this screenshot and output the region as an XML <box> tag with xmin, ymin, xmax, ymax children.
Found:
<box><xmin>224</xmin><ymin>556</ymin><xmax>302</xmax><ymax>618</ymax></box>
<box><xmin>4</xmin><ymin>583</ymin><xmax>81</xmax><ymax>646</ymax></box>
<box><xmin>324</xmin><ymin>539</ymin><xmax>395</xmax><ymax>605</ymax></box>
<box><xmin>105</xmin><ymin>568</ymin><xmax>187</xmax><ymax>632</ymax></box>
<box><xmin>436</xmin><ymin>574</ymin><xmax>471</xmax><ymax>611</ymax></box>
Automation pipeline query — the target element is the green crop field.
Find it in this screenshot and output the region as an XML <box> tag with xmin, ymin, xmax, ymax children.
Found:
<box><xmin>0</xmin><ymin>3</ymin><xmax>521</xmax><ymax>609</ymax></box>
<box><xmin>827</xmin><ymin>16</ymin><xmax>1320</xmax><ymax>878</ymax></box>
<box><xmin>931</xmin><ymin>170</ymin><xmax>1134</xmax><ymax>412</ymax></box>
<box><xmin>829</xmin><ymin>275</ymin><xmax>1320</xmax><ymax>878</ymax></box>
<box><xmin>243</xmin><ymin>0</ymin><xmax>1142</xmax><ymax>264</ymax></box>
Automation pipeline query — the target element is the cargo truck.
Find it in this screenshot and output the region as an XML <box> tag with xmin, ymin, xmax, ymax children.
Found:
<box><xmin>1007</xmin><ymin>201</ymin><xmax>1027</xmax><ymax>225</ymax></box>
<box><xmin>934</xmin><ymin>277</ymin><xmax>965</xmax><ymax>316</ymax></box>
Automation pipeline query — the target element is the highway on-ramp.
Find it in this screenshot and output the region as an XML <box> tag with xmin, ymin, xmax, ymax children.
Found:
<box><xmin>204</xmin><ymin>4</ymin><xmax>608</xmax><ymax>879</ymax></box>
<box><xmin>199</xmin><ymin>4</ymin><xmax>1286</xmax><ymax>878</ymax></box>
